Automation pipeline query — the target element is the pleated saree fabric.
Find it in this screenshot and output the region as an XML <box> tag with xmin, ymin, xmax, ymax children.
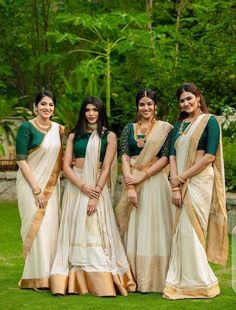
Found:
<box><xmin>50</xmin><ymin>131</ymin><xmax>136</xmax><ymax>296</ymax></box>
<box><xmin>163</xmin><ymin>114</ymin><xmax>228</xmax><ymax>299</ymax></box>
<box><xmin>16</xmin><ymin>122</ymin><xmax>63</xmax><ymax>288</ymax></box>
<box><xmin>116</xmin><ymin>120</ymin><xmax>174</xmax><ymax>292</ymax></box>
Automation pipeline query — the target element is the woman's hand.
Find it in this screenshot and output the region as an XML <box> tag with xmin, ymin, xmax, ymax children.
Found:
<box><xmin>80</xmin><ymin>183</ymin><xmax>100</xmax><ymax>199</ymax></box>
<box><xmin>87</xmin><ymin>198</ymin><xmax>98</xmax><ymax>216</ymax></box>
<box><xmin>169</xmin><ymin>177</ymin><xmax>181</xmax><ymax>188</ymax></box>
<box><xmin>172</xmin><ymin>190</ymin><xmax>182</xmax><ymax>208</ymax></box>
<box><xmin>124</xmin><ymin>171</ymin><xmax>146</xmax><ymax>186</ymax></box>
<box><xmin>127</xmin><ymin>188</ymin><xmax>138</xmax><ymax>208</ymax></box>
<box><xmin>34</xmin><ymin>192</ymin><xmax>47</xmax><ymax>209</ymax></box>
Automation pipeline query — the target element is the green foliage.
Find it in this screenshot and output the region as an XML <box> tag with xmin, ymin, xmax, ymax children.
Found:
<box><xmin>223</xmin><ymin>137</ymin><xmax>236</xmax><ymax>191</ymax></box>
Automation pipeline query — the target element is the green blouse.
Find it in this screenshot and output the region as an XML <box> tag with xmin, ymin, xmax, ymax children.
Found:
<box><xmin>120</xmin><ymin>123</ymin><xmax>172</xmax><ymax>158</ymax></box>
<box><xmin>73</xmin><ymin>131</ymin><xmax>109</xmax><ymax>163</ymax></box>
<box><xmin>169</xmin><ymin>115</ymin><xmax>220</xmax><ymax>156</ymax></box>
<box><xmin>16</xmin><ymin>121</ymin><xmax>45</xmax><ymax>160</ymax></box>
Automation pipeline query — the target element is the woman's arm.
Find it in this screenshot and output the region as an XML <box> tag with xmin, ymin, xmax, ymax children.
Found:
<box><xmin>125</xmin><ymin>156</ymin><xmax>169</xmax><ymax>186</ymax></box>
<box><xmin>17</xmin><ymin>160</ymin><xmax>46</xmax><ymax>209</ymax></box>
<box><xmin>87</xmin><ymin>132</ymin><xmax>117</xmax><ymax>215</ymax></box>
<box><xmin>63</xmin><ymin>134</ymin><xmax>99</xmax><ymax>199</ymax></box>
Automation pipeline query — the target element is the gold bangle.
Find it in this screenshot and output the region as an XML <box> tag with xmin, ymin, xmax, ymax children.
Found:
<box><xmin>96</xmin><ymin>184</ymin><xmax>103</xmax><ymax>191</ymax></box>
<box><xmin>171</xmin><ymin>186</ymin><xmax>180</xmax><ymax>192</ymax></box>
<box><xmin>127</xmin><ymin>184</ymin><xmax>135</xmax><ymax>190</ymax></box>
<box><xmin>80</xmin><ymin>183</ymin><xmax>86</xmax><ymax>191</ymax></box>
<box><xmin>32</xmin><ymin>188</ymin><xmax>41</xmax><ymax>195</ymax></box>
<box><xmin>178</xmin><ymin>175</ymin><xmax>186</xmax><ymax>183</ymax></box>
<box><xmin>145</xmin><ymin>169</ymin><xmax>151</xmax><ymax>179</ymax></box>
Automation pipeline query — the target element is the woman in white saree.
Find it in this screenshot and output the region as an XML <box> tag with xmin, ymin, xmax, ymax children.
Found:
<box><xmin>50</xmin><ymin>96</ymin><xmax>136</xmax><ymax>296</ymax></box>
<box><xmin>16</xmin><ymin>91</ymin><xmax>63</xmax><ymax>289</ymax></box>
<box><xmin>163</xmin><ymin>83</ymin><xmax>228</xmax><ymax>299</ymax></box>
<box><xmin>115</xmin><ymin>89</ymin><xmax>174</xmax><ymax>293</ymax></box>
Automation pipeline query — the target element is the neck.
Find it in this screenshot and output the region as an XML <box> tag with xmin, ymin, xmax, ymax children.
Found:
<box><xmin>188</xmin><ymin>109</ymin><xmax>202</xmax><ymax>120</ymax></box>
<box><xmin>140</xmin><ymin>117</ymin><xmax>154</xmax><ymax>125</ymax></box>
<box><xmin>87</xmin><ymin>123</ymin><xmax>97</xmax><ymax>131</ymax></box>
<box><xmin>36</xmin><ymin>116</ymin><xmax>50</xmax><ymax>125</ymax></box>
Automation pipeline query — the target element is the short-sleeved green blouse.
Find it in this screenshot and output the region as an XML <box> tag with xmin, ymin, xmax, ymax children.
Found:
<box><xmin>16</xmin><ymin>121</ymin><xmax>45</xmax><ymax>160</ymax></box>
<box><xmin>169</xmin><ymin>115</ymin><xmax>220</xmax><ymax>156</ymax></box>
<box><xmin>120</xmin><ymin>123</ymin><xmax>172</xmax><ymax>158</ymax></box>
<box><xmin>73</xmin><ymin>131</ymin><xmax>109</xmax><ymax>163</ymax></box>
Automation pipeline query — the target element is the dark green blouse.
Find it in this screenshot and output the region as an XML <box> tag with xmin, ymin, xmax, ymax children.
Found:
<box><xmin>16</xmin><ymin>121</ymin><xmax>45</xmax><ymax>160</ymax></box>
<box><xmin>169</xmin><ymin>115</ymin><xmax>220</xmax><ymax>156</ymax></box>
<box><xmin>120</xmin><ymin>123</ymin><xmax>172</xmax><ymax>158</ymax></box>
<box><xmin>73</xmin><ymin>131</ymin><xmax>109</xmax><ymax>162</ymax></box>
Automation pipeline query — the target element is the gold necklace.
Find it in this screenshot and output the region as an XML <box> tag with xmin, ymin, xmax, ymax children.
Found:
<box><xmin>135</xmin><ymin>119</ymin><xmax>156</xmax><ymax>148</ymax></box>
<box><xmin>34</xmin><ymin>119</ymin><xmax>52</xmax><ymax>133</ymax></box>
<box><xmin>178</xmin><ymin>113</ymin><xmax>203</xmax><ymax>136</ymax></box>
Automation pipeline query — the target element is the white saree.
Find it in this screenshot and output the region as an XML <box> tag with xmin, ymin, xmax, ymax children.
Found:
<box><xmin>16</xmin><ymin>121</ymin><xmax>63</xmax><ymax>288</ymax></box>
<box><xmin>116</xmin><ymin>120</ymin><xmax>174</xmax><ymax>292</ymax></box>
<box><xmin>50</xmin><ymin>131</ymin><xmax>136</xmax><ymax>296</ymax></box>
<box><xmin>163</xmin><ymin>114</ymin><xmax>228</xmax><ymax>299</ymax></box>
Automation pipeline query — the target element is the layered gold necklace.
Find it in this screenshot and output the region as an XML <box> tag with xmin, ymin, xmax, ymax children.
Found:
<box><xmin>33</xmin><ymin>118</ymin><xmax>52</xmax><ymax>133</ymax></box>
<box><xmin>135</xmin><ymin>119</ymin><xmax>156</xmax><ymax>148</ymax></box>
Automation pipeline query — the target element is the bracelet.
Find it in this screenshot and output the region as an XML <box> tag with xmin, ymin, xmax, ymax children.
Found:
<box><xmin>32</xmin><ymin>188</ymin><xmax>41</xmax><ymax>195</ymax></box>
<box><xmin>145</xmin><ymin>169</ymin><xmax>151</xmax><ymax>179</ymax></box>
<box><xmin>171</xmin><ymin>187</ymin><xmax>180</xmax><ymax>192</ymax></box>
<box><xmin>80</xmin><ymin>183</ymin><xmax>86</xmax><ymax>191</ymax></box>
<box><xmin>178</xmin><ymin>175</ymin><xmax>186</xmax><ymax>183</ymax></box>
<box><xmin>96</xmin><ymin>184</ymin><xmax>103</xmax><ymax>191</ymax></box>
<box><xmin>127</xmin><ymin>184</ymin><xmax>135</xmax><ymax>190</ymax></box>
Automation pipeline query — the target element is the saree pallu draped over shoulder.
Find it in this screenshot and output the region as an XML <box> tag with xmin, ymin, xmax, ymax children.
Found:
<box><xmin>16</xmin><ymin>122</ymin><xmax>63</xmax><ymax>289</ymax></box>
<box><xmin>163</xmin><ymin>114</ymin><xmax>228</xmax><ymax>300</ymax></box>
<box><xmin>50</xmin><ymin>131</ymin><xmax>136</xmax><ymax>296</ymax></box>
<box><xmin>115</xmin><ymin>120</ymin><xmax>174</xmax><ymax>292</ymax></box>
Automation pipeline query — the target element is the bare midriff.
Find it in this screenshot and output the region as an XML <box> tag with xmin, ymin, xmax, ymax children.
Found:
<box><xmin>74</xmin><ymin>158</ymin><xmax>102</xmax><ymax>169</ymax></box>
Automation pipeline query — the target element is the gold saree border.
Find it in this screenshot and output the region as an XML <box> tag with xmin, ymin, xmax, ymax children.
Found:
<box><xmin>19</xmin><ymin>276</ymin><xmax>50</xmax><ymax>289</ymax></box>
<box><xmin>128</xmin><ymin>254</ymin><xmax>170</xmax><ymax>292</ymax></box>
<box><xmin>50</xmin><ymin>269</ymin><xmax>136</xmax><ymax>296</ymax></box>
<box><xmin>163</xmin><ymin>282</ymin><xmax>220</xmax><ymax>299</ymax></box>
<box><xmin>115</xmin><ymin>121</ymin><xmax>173</xmax><ymax>239</ymax></box>
<box><xmin>23</xmin><ymin>125</ymin><xmax>64</xmax><ymax>258</ymax></box>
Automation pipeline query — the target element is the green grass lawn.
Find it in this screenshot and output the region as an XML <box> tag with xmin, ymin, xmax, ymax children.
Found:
<box><xmin>0</xmin><ymin>202</ymin><xmax>235</xmax><ymax>310</ymax></box>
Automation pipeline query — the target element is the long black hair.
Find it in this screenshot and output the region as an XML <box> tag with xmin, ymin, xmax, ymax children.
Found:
<box><xmin>73</xmin><ymin>96</ymin><xmax>109</xmax><ymax>138</ymax></box>
<box><xmin>176</xmin><ymin>83</ymin><xmax>209</xmax><ymax>120</ymax></box>
<box><xmin>35</xmin><ymin>90</ymin><xmax>56</xmax><ymax>106</ymax></box>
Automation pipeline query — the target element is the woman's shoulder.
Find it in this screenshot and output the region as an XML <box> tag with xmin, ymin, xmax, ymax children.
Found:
<box><xmin>67</xmin><ymin>132</ymin><xmax>75</xmax><ymax>142</ymax></box>
<box><xmin>158</xmin><ymin>120</ymin><xmax>173</xmax><ymax>128</ymax></box>
<box><xmin>106</xmin><ymin>130</ymin><xmax>117</xmax><ymax>141</ymax></box>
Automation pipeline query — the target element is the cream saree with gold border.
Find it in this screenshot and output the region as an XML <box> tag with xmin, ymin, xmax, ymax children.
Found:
<box><xmin>163</xmin><ymin>114</ymin><xmax>227</xmax><ymax>299</ymax></box>
<box><xmin>50</xmin><ymin>131</ymin><xmax>136</xmax><ymax>296</ymax></box>
<box><xmin>16</xmin><ymin>121</ymin><xmax>63</xmax><ymax>288</ymax></box>
<box><xmin>116</xmin><ymin>120</ymin><xmax>174</xmax><ymax>292</ymax></box>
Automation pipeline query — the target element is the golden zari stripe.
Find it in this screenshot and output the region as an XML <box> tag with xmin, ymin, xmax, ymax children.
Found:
<box><xmin>163</xmin><ymin>282</ymin><xmax>220</xmax><ymax>299</ymax></box>
<box><xmin>19</xmin><ymin>276</ymin><xmax>50</xmax><ymax>289</ymax></box>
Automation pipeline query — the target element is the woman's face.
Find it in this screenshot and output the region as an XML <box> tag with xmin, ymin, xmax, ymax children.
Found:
<box><xmin>36</xmin><ymin>96</ymin><xmax>55</xmax><ymax>119</ymax></box>
<box><xmin>179</xmin><ymin>91</ymin><xmax>200</xmax><ymax>115</ymax></box>
<box><xmin>85</xmin><ymin>103</ymin><xmax>99</xmax><ymax>124</ymax></box>
<box><xmin>138</xmin><ymin>96</ymin><xmax>156</xmax><ymax>120</ymax></box>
